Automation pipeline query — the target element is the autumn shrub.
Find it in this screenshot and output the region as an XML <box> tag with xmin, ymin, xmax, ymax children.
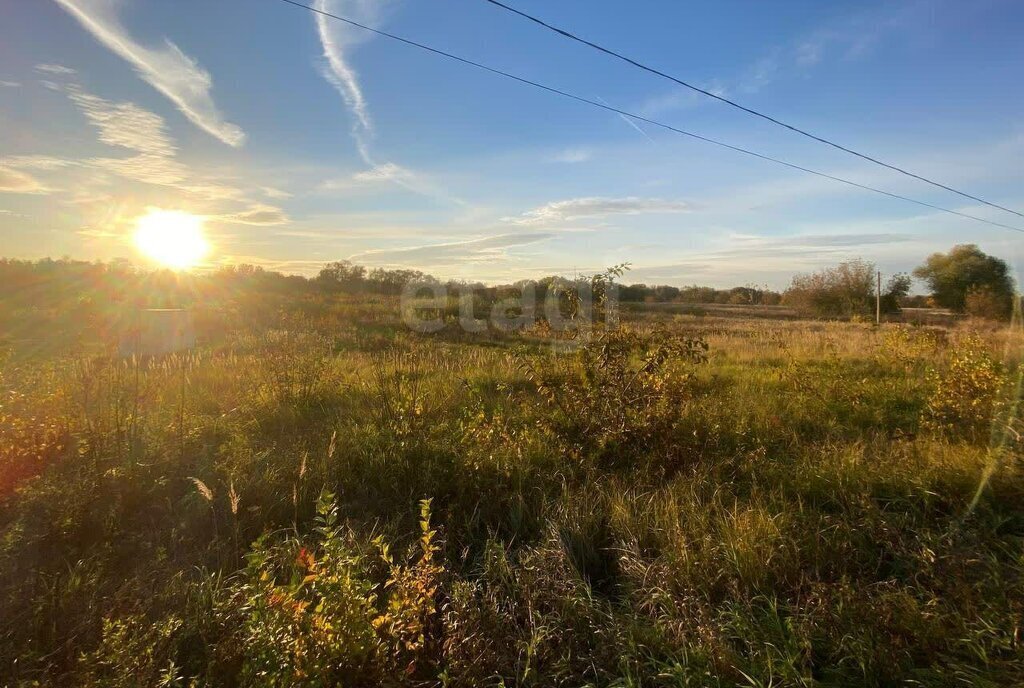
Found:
<box><xmin>220</xmin><ymin>493</ymin><xmax>443</xmax><ymax>685</ymax></box>
<box><xmin>965</xmin><ymin>284</ymin><xmax>1013</xmax><ymax>321</ymax></box>
<box><xmin>518</xmin><ymin>326</ymin><xmax>708</xmax><ymax>466</ymax></box>
<box><xmin>924</xmin><ymin>333</ymin><xmax>1006</xmax><ymax>440</ymax></box>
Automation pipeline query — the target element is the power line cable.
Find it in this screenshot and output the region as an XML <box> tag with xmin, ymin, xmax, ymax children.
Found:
<box><xmin>274</xmin><ymin>0</ymin><xmax>1024</xmax><ymax>234</ymax></box>
<box><xmin>481</xmin><ymin>0</ymin><xmax>1024</xmax><ymax>221</ymax></box>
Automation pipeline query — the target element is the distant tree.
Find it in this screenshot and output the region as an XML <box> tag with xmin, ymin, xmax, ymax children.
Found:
<box><xmin>367</xmin><ymin>268</ymin><xmax>436</xmax><ymax>295</ymax></box>
<box><xmin>726</xmin><ymin>286</ymin><xmax>762</xmax><ymax>305</ymax></box>
<box><xmin>965</xmin><ymin>285</ymin><xmax>1014</xmax><ymax>321</ymax></box>
<box><xmin>913</xmin><ymin>244</ymin><xmax>1014</xmax><ymax>314</ymax></box>
<box><xmin>880</xmin><ymin>273</ymin><xmax>911</xmax><ymax>314</ymax></box>
<box><xmin>653</xmin><ymin>285</ymin><xmax>680</xmax><ymax>302</ymax></box>
<box><xmin>618</xmin><ymin>284</ymin><xmax>650</xmax><ymax>302</ymax></box>
<box><xmin>317</xmin><ymin>260</ymin><xmax>366</xmax><ymax>292</ymax></box>
<box><xmin>899</xmin><ymin>293</ymin><xmax>932</xmax><ymax>309</ymax></box>
<box><xmin>783</xmin><ymin>258</ymin><xmax>875</xmax><ymax>318</ymax></box>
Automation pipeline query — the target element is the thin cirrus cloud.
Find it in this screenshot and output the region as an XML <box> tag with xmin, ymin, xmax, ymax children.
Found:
<box><xmin>65</xmin><ymin>85</ymin><xmax>177</xmax><ymax>157</ymax></box>
<box><xmin>261</xmin><ymin>186</ymin><xmax>293</xmax><ymax>200</ymax></box>
<box><xmin>624</xmin><ymin>232</ymin><xmax>913</xmax><ymax>285</ymax></box>
<box><xmin>35</xmin><ymin>63</ymin><xmax>77</xmax><ymax>75</ymax></box>
<box><xmin>88</xmin><ymin>154</ymin><xmax>189</xmax><ymax>186</ymax></box>
<box><xmin>313</xmin><ymin>0</ymin><xmax>386</xmax><ymax>161</ymax></box>
<box><xmin>549</xmin><ymin>147</ymin><xmax>593</xmax><ymax>164</ymax></box>
<box><xmin>723</xmin><ymin>232</ymin><xmax>910</xmax><ymax>257</ymax></box>
<box><xmin>0</xmin><ymin>166</ymin><xmax>48</xmax><ymax>194</ymax></box>
<box><xmin>218</xmin><ymin>204</ymin><xmax>291</xmax><ymax>226</ymax></box>
<box><xmin>318</xmin><ymin>162</ymin><xmax>412</xmax><ymax>191</ymax></box>
<box><xmin>5</xmin><ymin>81</ymin><xmax>260</xmax><ymax>208</ymax></box>
<box><xmin>508</xmin><ymin>197</ymin><xmax>693</xmax><ymax>226</ymax></box>
<box><xmin>48</xmin><ymin>82</ymin><xmax>192</xmax><ymax>186</ymax></box>
<box><xmin>52</xmin><ymin>0</ymin><xmax>245</xmax><ymax>147</ymax></box>
<box><xmin>351</xmin><ymin>232</ymin><xmax>558</xmax><ymax>267</ymax></box>
<box><xmin>0</xmin><ymin>155</ymin><xmax>74</xmax><ymax>171</ymax></box>
<box><xmin>310</xmin><ymin>0</ymin><xmax>463</xmax><ymax>206</ymax></box>
<box><xmin>636</xmin><ymin>2</ymin><xmax>929</xmax><ymax>118</ymax></box>
<box><xmin>317</xmin><ymin>162</ymin><xmax>466</xmax><ymax>208</ymax></box>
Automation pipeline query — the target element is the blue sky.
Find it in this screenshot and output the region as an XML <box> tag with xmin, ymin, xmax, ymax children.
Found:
<box><xmin>1</xmin><ymin>0</ymin><xmax>1022</xmax><ymax>287</ymax></box>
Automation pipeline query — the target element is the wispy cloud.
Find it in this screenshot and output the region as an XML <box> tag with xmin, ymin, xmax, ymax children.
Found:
<box><xmin>6</xmin><ymin>80</ymin><xmax>287</xmax><ymax>219</ymax></box>
<box><xmin>549</xmin><ymin>147</ymin><xmax>593</xmax><ymax>164</ymax></box>
<box><xmin>317</xmin><ymin>161</ymin><xmax>466</xmax><ymax>207</ymax></box>
<box><xmin>794</xmin><ymin>1</ymin><xmax>938</xmax><ymax>67</ymax></box>
<box><xmin>636</xmin><ymin>2</ymin><xmax>937</xmax><ymax>116</ymax></box>
<box><xmin>313</xmin><ymin>0</ymin><xmax>386</xmax><ymax>161</ymax></box>
<box><xmin>352</xmin><ymin>231</ymin><xmax>557</xmax><ymax>267</ymax></box>
<box><xmin>353</xmin><ymin>162</ymin><xmax>409</xmax><ymax>183</ymax></box>
<box><xmin>66</xmin><ymin>86</ymin><xmax>176</xmax><ymax>156</ymax></box>
<box><xmin>261</xmin><ymin>186</ymin><xmax>293</xmax><ymax>200</ymax></box>
<box><xmin>636</xmin><ymin>87</ymin><xmax>709</xmax><ymax>119</ymax></box>
<box><xmin>0</xmin><ymin>81</ymin><xmax>21</xmax><ymax>88</ymax></box>
<box><xmin>45</xmin><ymin>83</ymin><xmax>192</xmax><ymax>187</ymax></box>
<box><xmin>1</xmin><ymin>155</ymin><xmax>74</xmax><ymax>171</ymax></box>
<box><xmin>219</xmin><ymin>204</ymin><xmax>290</xmax><ymax>226</ymax></box>
<box><xmin>311</xmin><ymin>1</ymin><xmax>464</xmax><ymax>206</ymax></box>
<box><xmin>738</xmin><ymin>52</ymin><xmax>781</xmax><ymax>94</ymax></box>
<box><xmin>88</xmin><ymin>153</ymin><xmax>188</xmax><ymax>186</ymax></box>
<box><xmin>35</xmin><ymin>63</ymin><xmax>77</xmax><ymax>75</ymax></box>
<box><xmin>725</xmin><ymin>232</ymin><xmax>910</xmax><ymax>255</ymax></box>
<box><xmin>52</xmin><ymin>0</ymin><xmax>244</xmax><ymax>146</ymax></box>
<box><xmin>625</xmin><ymin>232</ymin><xmax>914</xmax><ymax>286</ymax></box>
<box><xmin>319</xmin><ymin>162</ymin><xmax>413</xmax><ymax>190</ymax></box>
<box><xmin>508</xmin><ymin>196</ymin><xmax>692</xmax><ymax>226</ymax></box>
<box><xmin>0</xmin><ymin>166</ymin><xmax>48</xmax><ymax>194</ymax></box>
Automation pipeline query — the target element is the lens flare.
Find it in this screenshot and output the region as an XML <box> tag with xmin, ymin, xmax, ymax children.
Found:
<box><xmin>133</xmin><ymin>209</ymin><xmax>209</xmax><ymax>269</ymax></box>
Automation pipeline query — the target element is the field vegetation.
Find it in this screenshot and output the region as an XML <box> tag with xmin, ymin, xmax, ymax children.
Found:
<box><xmin>0</xmin><ymin>257</ymin><xmax>1022</xmax><ymax>686</ymax></box>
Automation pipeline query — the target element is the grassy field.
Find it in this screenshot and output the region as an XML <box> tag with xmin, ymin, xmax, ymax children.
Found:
<box><xmin>1</xmin><ymin>295</ymin><xmax>1022</xmax><ymax>686</ymax></box>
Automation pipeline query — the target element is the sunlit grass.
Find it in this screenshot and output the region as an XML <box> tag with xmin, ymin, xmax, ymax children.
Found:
<box><xmin>0</xmin><ymin>295</ymin><xmax>1022</xmax><ymax>685</ymax></box>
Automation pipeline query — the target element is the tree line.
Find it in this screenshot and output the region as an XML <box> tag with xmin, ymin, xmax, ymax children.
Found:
<box><xmin>0</xmin><ymin>243</ymin><xmax>1016</xmax><ymax>346</ymax></box>
<box><xmin>780</xmin><ymin>244</ymin><xmax>1016</xmax><ymax>320</ymax></box>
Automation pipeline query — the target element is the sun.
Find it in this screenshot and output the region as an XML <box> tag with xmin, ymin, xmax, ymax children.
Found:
<box><xmin>133</xmin><ymin>209</ymin><xmax>210</xmax><ymax>269</ymax></box>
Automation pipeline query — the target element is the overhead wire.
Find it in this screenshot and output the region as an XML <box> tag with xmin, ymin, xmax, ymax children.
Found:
<box><xmin>480</xmin><ymin>0</ymin><xmax>1024</xmax><ymax>221</ymax></box>
<box><xmin>274</xmin><ymin>0</ymin><xmax>1024</xmax><ymax>234</ymax></box>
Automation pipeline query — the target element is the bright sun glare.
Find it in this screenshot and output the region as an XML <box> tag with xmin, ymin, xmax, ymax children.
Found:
<box><xmin>133</xmin><ymin>209</ymin><xmax>210</xmax><ymax>269</ymax></box>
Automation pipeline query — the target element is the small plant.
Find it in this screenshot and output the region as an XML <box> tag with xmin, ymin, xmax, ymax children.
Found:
<box><xmin>225</xmin><ymin>491</ymin><xmax>443</xmax><ymax>685</ymax></box>
<box><xmin>79</xmin><ymin>613</ymin><xmax>184</xmax><ymax>688</ymax></box>
<box><xmin>520</xmin><ymin>326</ymin><xmax>708</xmax><ymax>465</ymax></box>
<box><xmin>923</xmin><ymin>333</ymin><xmax>1005</xmax><ymax>440</ymax></box>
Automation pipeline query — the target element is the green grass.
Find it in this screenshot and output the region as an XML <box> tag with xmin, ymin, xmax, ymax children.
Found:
<box><xmin>1</xmin><ymin>298</ymin><xmax>1022</xmax><ymax>686</ymax></box>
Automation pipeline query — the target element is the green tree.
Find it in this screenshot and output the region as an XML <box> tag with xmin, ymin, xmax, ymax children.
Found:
<box><xmin>913</xmin><ymin>244</ymin><xmax>1014</xmax><ymax>315</ymax></box>
<box><xmin>317</xmin><ymin>260</ymin><xmax>367</xmax><ymax>292</ymax></box>
<box><xmin>880</xmin><ymin>273</ymin><xmax>911</xmax><ymax>314</ymax></box>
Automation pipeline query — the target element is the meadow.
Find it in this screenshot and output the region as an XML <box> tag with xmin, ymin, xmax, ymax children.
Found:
<box><xmin>1</xmin><ymin>279</ymin><xmax>1022</xmax><ymax>686</ymax></box>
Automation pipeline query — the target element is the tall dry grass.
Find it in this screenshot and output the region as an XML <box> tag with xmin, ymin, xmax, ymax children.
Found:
<box><xmin>0</xmin><ymin>302</ymin><xmax>1021</xmax><ymax>685</ymax></box>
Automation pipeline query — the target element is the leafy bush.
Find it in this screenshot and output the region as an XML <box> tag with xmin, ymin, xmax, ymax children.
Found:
<box><xmin>924</xmin><ymin>333</ymin><xmax>1005</xmax><ymax>440</ymax></box>
<box><xmin>222</xmin><ymin>493</ymin><xmax>442</xmax><ymax>685</ymax></box>
<box><xmin>965</xmin><ymin>284</ymin><xmax>1013</xmax><ymax>321</ymax></box>
<box><xmin>783</xmin><ymin>258</ymin><xmax>876</xmax><ymax>318</ymax></box>
<box><xmin>519</xmin><ymin>326</ymin><xmax>708</xmax><ymax>466</ymax></box>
